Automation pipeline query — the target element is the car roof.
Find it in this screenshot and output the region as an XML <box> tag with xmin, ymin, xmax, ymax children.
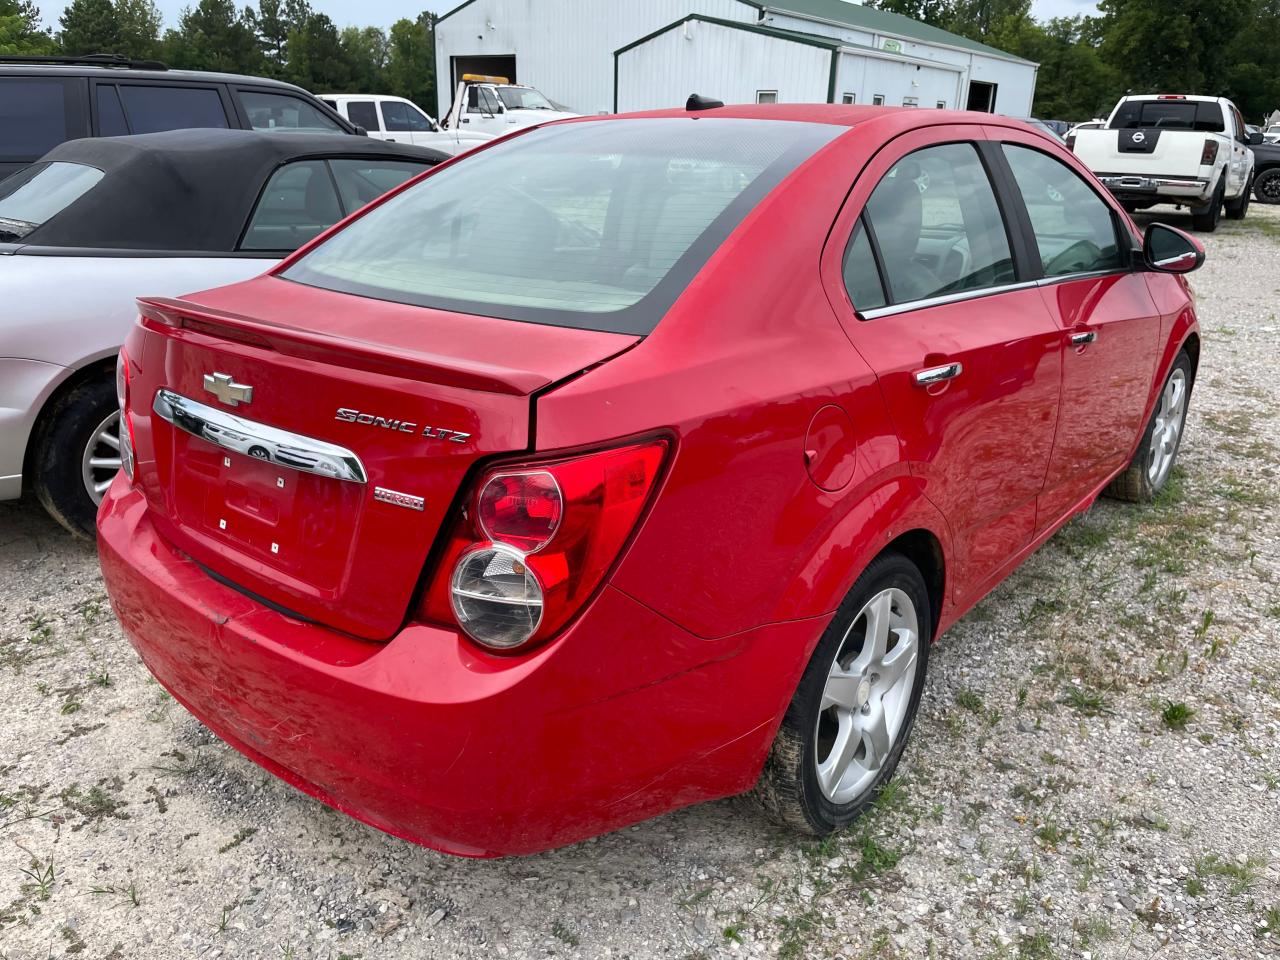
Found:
<box><xmin>24</xmin><ymin>128</ymin><xmax>446</xmax><ymax>253</ymax></box>
<box><xmin>0</xmin><ymin>62</ymin><xmax>316</xmax><ymax>94</ymax></box>
<box><xmin>595</xmin><ymin>102</ymin><xmax>1042</xmax><ymax>132</ymax></box>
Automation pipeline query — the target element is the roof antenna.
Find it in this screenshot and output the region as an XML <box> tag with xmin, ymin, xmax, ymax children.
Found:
<box><xmin>686</xmin><ymin>94</ymin><xmax>724</xmax><ymax>111</ymax></box>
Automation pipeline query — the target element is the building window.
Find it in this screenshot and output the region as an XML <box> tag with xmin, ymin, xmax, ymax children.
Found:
<box><xmin>756</xmin><ymin>90</ymin><xmax>778</xmax><ymax>104</ymax></box>
<box><xmin>872</xmin><ymin>94</ymin><xmax>885</xmax><ymax>106</ymax></box>
<box><xmin>936</xmin><ymin>100</ymin><xmax>947</xmax><ymax>109</ymax></box>
<box><xmin>841</xmin><ymin>93</ymin><xmax>856</xmax><ymax>105</ymax></box>
<box><xmin>902</xmin><ymin>97</ymin><xmax>918</xmax><ymax>108</ymax></box>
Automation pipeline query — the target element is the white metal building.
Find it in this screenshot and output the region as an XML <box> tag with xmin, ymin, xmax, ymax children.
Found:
<box><xmin>434</xmin><ymin>0</ymin><xmax>1038</xmax><ymax>120</ymax></box>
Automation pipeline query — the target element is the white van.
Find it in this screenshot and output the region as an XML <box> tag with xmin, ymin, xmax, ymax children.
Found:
<box><xmin>320</xmin><ymin>94</ymin><xmax>493</xmax><ymax>156</ymax></box>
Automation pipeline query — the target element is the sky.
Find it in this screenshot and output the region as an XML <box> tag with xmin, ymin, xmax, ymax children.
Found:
<box><xmin>38</xmin><ymin>0</ymin><xmax>1101</xmax><ymax>38</ymax></box>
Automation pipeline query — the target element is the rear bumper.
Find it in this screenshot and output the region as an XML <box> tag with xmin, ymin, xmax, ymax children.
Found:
<box><xmin>98</xmin><ymin>479</ymin><xmax>820</xmax><ymax>856</ymax></box>
<box><xmin>1095</xmin><ymin>173</ymin><xmax>1212</xmax><ymax>205</ymax></box>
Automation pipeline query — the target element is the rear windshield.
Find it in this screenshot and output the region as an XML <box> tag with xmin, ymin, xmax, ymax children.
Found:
<box><xmin>1110</xmin><ymin>100</ymin><xmax>1225</xmax><ymax>132</ymax></box>
<box><xmin>0</xmin><ymin>161</ymin><xmax>103</xmax><ymax>241</ymax></box>
<box><xmin>282</xmin><ymin>118</ymin><xmax>842</xmax><ymax>334</ymax></box>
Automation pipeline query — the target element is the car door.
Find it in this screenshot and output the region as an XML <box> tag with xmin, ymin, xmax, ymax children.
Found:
<box><xmin>462</xmin><ymin>86</ymin><xmax>502</xmax><ymax>135</ymax></box>
<box><xmin>990</xmin><ymin>128</ymin><xmax>1161</xmax><ymax>529</ymax></box>
<box><xmin>1227</xmin><ymin>103</ymin><xmax>1252</xmax><ymax>193</ymax></box>
<box><xmin>823</xmin><ymin>128</ymin><xmax>1063</xmax><ymax>606</ymax></box>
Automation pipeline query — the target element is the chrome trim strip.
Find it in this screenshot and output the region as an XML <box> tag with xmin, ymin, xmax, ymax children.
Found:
<box><xmin>859</xmin><ymin>280</ymin><xmax>1041</xmax><ymax>320</ymax></box>
<box><xmin>914</xmin><ymin>362</ymin><xmax>963</xmax><ymax>385</ymax></box>
<box><xmin>152</xmin><ymin>389</ymin><xmax>367</xmax><ymax>484</ymax></box>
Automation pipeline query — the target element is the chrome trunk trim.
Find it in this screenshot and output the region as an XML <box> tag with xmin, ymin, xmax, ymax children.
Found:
<box><xmin>152</xmin><ymin>389</ymin><xmax>368</xmax><ymax>483</ymax></box>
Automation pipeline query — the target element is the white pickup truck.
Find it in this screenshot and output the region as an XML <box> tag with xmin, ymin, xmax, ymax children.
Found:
<box><xmin>1071</xmin><ymin>94</ymin><xmax>1262</xmax><ymax>231</ymax></box>
<box><xmin>320</xmin><ymin>94</ymin><xmax>493</xmax><ymax>157</ymax></box>
<box><xmin>442</xmin><ymin>75</ymin><xmax>578</xmax><ymax>137</ymax></box>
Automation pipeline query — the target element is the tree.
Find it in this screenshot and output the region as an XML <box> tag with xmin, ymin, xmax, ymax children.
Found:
<box><xmin>0</xmin><ymin>0</ymin><xmax>56</xmax><ymax>53</ymax></box>
<box><xmin>1096</xmin><ymin>0</ymin><xmax>1253</xmax><ymax>95</ymax></box>
<box><xmin>384</xmin><ymin>12</ymin><xmax>434</xmax><ymax>111</ymax></box>
<box><xmin>863</xmin><ymin>0</ymin><xmax>956</xmax><ymax>25</ymax></box>
<box><xmin>1222</xmin><ymin>0</ymin><xmax>1280</xmax><ymax>121</ymax></box>
<box><xmin>59</xmin><ymin>0</ymin><xmax>119</xmax><ymax>54</ymax></box>
<box><xmin>341</xmin><ymin>24</ymin><xmax>389</xmax><ymax>94</ymax></box>
<box><xmin>162</xmin><ymin>0</ymin><xmax>262</xmax><ymax>74</ymax></box>
<box><xmin>114</xmin><ymin>0</ymin><xmax>161</xmax><ymax>58</ymax></box>
<box><xmin>283</xmin><ymin>11</ymin><xmax>350</xmax><ymax>92</ymax></box>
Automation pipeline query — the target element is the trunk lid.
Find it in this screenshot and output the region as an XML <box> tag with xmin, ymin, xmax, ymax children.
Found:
<box><xmin>130</xmin><ymin>275</ymin><xmax>638</xmax><ymax>640</ymax></box>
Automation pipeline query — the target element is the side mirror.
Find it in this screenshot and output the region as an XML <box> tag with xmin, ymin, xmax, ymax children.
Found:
<box><xmin>352</xmin><ymin>124</ymin><xmax>368</xmax><ymax>137</ymax></box>
<box><xmin>1143</xmin><ymin>223</ymin><xmax>1204</xmax><ymax>274</ymax></box>
<box><xmin>1248</xmin><ymin>131</ymin><xmax>1264</xmax><ymax>145</ymax></box>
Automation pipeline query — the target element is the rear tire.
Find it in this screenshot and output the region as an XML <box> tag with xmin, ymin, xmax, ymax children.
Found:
<box><xmin>1104</xmin><ymin>351</ymin><xmax>1192</xmax><ymax>503</ymax></box>
<box><xmin>1225</xmin><ymin>175</ymin><xmax>1252</xmax><ymax>220</ymax></box>
<box><xmin>1254</xmin><ymin>168</ymin><xmax>1280</xmax><ymax>205</ymax></box>
<box><xmin>1191</xmin><ymin>181</ymin><xmax>1223</xmax><ymax>232</ymax></box>
<box><xmin>754</xmin><ymin>553</ymin><xmax>931</xmax><ymax>835</ymax></box>
<box><xmin>32</xmin><ymin>375</ymin><xmax>120</xmax><ymax>539</ymax></box>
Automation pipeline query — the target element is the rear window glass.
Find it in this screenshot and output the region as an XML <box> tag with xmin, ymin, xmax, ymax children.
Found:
<box><xmin>0</xmin><ymin>78</ymin><xmax>76</xmax><ymax>161</ymax></box>
<box><xmin>0</xmin><ymin>162</ymin><xmax>103</xmax><ymax>241</ymax></box>
<box><xmin>1110</xmin><ymin>100</ymin><xmax>1224</xmax><ymax>132</ymax></box>
<box><xmin>118</xmin><ymin>85</ymin><xmax>229</xmax><ymax>134</ymax></box>
<box><xmin>282</xmin><ymin>118</ymin><xmax>842</xmax><ymax>334</ymax></box>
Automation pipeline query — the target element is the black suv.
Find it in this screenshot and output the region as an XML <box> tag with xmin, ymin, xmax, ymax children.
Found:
<box><xmin>1</xmin><ymin>54</ymin><xmax>360</xmax><ymax>179</ymax></box>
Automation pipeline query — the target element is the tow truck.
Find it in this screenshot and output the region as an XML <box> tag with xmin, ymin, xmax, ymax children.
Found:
<box><xmin>442</xmin><ymin>74</ymin><xmax>578</xmax><ymax>137</ymax></box>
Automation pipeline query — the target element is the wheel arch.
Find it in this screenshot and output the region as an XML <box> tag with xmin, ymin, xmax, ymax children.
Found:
<box><xmin>883</xmin><ymin>529</ymin><xmax>946</xmax><ymax>641</ymax></box>
<box><xmin>23</xmin><ymin>352</ymin><xmax>118</xmax><ymax>482</ymax></box>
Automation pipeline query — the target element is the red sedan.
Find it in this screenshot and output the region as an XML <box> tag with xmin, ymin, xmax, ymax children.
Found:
<box><xmin>99</xmin><ymin>103</ymin><xmax>1203</xmax><ymax>857</ymax></box>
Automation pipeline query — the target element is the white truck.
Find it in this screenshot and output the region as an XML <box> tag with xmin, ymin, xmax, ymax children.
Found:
<box><xmin>1071</xmin><ymin>94</ymin><xmax>1261</xmax><ymax>231</ymax></box>
<box><xmin>441</xmin><ymin>74</ymin><xmax>578</xmax><ymax>137</ymax></box>
<box><xmin>320</xmin><ymin>94</ymin><xmax>494</xmax><ymax>157</ymax></box>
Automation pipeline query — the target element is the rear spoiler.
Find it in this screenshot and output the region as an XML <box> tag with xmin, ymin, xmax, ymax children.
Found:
<box><xmin>137</xmin><ymin>296</ymin><xmax>546</xmax><ymax>397</ymax></box>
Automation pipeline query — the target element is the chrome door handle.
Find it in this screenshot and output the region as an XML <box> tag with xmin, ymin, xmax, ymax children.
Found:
<box><xmin>1070</xmin><ymin>331</ymin><xmax>1097</xmax><ymax>345</ymax></box>
<box><xmin>914</xmin><ymin>362</ymin><xmax>963</xmax><ymax>386</ymax></box>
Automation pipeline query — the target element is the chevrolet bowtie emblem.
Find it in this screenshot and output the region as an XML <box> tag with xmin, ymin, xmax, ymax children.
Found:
<box><xmin>203</xmin><ymin>372</ymin><xmax>254</xmax><ymax>407</ymax></box>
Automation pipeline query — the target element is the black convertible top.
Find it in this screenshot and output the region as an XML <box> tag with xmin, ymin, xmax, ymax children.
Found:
<box><xmin>23</xmin><ymin>128</ymin><xmax>447</xmax><ymax>252</ymax></box>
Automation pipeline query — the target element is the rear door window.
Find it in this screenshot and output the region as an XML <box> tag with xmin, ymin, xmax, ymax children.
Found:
<box><xmin>329</xmin><ymin>159</ymin><xmax>430</xmax><ymax>210</ymax></box>
<box><xmin>116</xmin><ymin>84</ymin><xmax>229</xmax><ymax>134</ymax></box>
<box><xmin>282</xmin><ymin>118</ymin><xmax>842</xmax><ymax>333</ymax></box>
<box><xmin>241</xmin><ymin>160</ymin><xmax>341</xmax><ymax>251</ymax></box>
<box><xmin>0</xmin><ymin>161</ymin><xmax>104</xmax><ymax>241</ymax></box>
<box><xmin>0</xmin><ymin>77</ymin><xmax>83</xmax><ymax>161</ymax></box>
<box><xmin>238</xmin><ymin>90</ymin><xmax>344</xmax><ymax>132</ymax></box>
<box><xmin>380</xmin><ymin>101</ymin><xmax>433</xmax><ymax>132</ymax></box>
<box><xmin>861</xmin><ymin>142</ymin><xmax>1015</xmax><ymax>304</ymax></box>
<box><xmin>346</xmin><ymin>100</ymin><xmax>379</xmax><ymax>131</ymax></box>
<box><xmin>1001</xmin><ymin>144</ymin><xmax>1123</xmax><ymax>277</ymax></box>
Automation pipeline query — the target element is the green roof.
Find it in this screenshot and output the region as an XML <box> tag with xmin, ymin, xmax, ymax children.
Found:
<box><xmin>760</xmin><ymin>0</ymin><xmax>1037</xmax><ymax>65</ymax></box>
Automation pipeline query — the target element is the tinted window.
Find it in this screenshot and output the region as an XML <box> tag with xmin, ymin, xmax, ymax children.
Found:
<box><xmin>1002</xmin><ymin>144</ymin><xmax>1123</xmax><ymax>277</ymax></box>
<box><xmin>346</xmin><ymin>100</ymin><xmax>379</xmax><ymax>131</ymax></box>
<box><xmin>118</xmin><ymin>85</ymin><xmax>229</xmax><ymax>134</ymax></box>
<box><xmin>238</xmin><ymin>90</ymin><xmax>343</xmax><ymax>132</ymax></box>
<box><xmin>0</xmin><ymin>162</ymin><xmax>104</xmax><ymax>240</ymax></box>
<box><xmin>842</xmin><ymin>220</ymin><xmax>886</xmax><ymax>311</ymax></box>
<box><xmin>0</xmin><ymin>78</ymin><xmax>76</xmax><ymax>161</ymax></box>
<box><xmin>381</xmin><ymin>101</ymin><xmax>432</xmax><ymax>133</ymax></box>
<box><xmin>283</xmin><ymin>118</ymin><xmax>842</xmax><ymax>333</ymax></box>
<box><xmin>241</xmin><ymin>160</ymin><xmax>342</xmax><ymax>251</ymax></box>
<box><xmin>1109</xmin><ymin>100</ymin><xmax>1224</xmax><ymax>132</ymax></box>
<box><xmin>863</xmin><ymin>143</ymin><xmax>1014</xmax><ymax>304</ymax></box>
<box><xmin>96</xmin><ymin>84</ymin><xmax>129</xmax><ymax>136</ymax></box>
<box><xmin>330</xmin><ymin>159</ymin><xmax>430</xmax><ymax>210</ymax></box>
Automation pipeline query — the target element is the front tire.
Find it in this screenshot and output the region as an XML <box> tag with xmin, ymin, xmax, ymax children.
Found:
<box><xmin>32</xmin><ymin>375</ymin><xmax>121</xmax><ymax>539</ymax></box>
<box><xmin>1225</xmin><ymin>175</ymin><xmax>1252</xmax><ymax>220</ymax></box>
<box><xmin>755</xmin><ymin>553</ymin><xmax>931</xmax><ymax>835</ymax></box>
<box><xmin>1254</xmin><ymin>168</ymin><xmax>1280</xmax><ymax>205</ymax></box>
<box><xmin>1105</xmin><ymin>351</ymin><xmax>1192</xmax><ymax>503</ymax></box>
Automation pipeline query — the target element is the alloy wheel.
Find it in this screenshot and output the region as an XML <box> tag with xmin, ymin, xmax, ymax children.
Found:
<box><xmin>81</xmin><ymin>411</ymin><xmax>122</xmax><ymax>506</ymax></box>
<box><xmin>1147</xmin><ymin>367</ymin><xmax>1187</xmax><ymax>488</ymax></box>
<box><xmin>815</xmin><ymin>587</ymin><xmax>919</xmax><ymax>804</ymax></box>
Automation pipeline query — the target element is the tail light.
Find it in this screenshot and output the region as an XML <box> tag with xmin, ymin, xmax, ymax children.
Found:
<box><xmin>1200</xmin><ymin>140</ymin><xmax>1218</xmax><ymax>165</ymax></box>
<box><xmin>421</xmin><ymin>438</ymin><xmax>670</xmax><ymax>652</ymax></box>
<box><xmin>115</xmin><ymin>349</ymin><xmax>136</xmax><ymax>482</ymax></box>
<box><xmin>1065</xmin><ymin>134</ymin><xmax>1076</xmax><ymax>152</ymax></box>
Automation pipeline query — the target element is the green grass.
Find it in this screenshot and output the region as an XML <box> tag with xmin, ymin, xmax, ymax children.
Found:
<box><xmin>1194</xmin><ymin>853</ymin><xmax>1268</xmax><ymax>895</ymax></box>
<box><xmin>956</xmin><ymin>689</ymin><xmax>984</xmax><ymax>714</ymax></box>
<box><xmin>1161</xmin><ymin>701</ymin><xmax>1196</xmax><ymax>731</ymax></box>
<box><xmin>1061</xmin><ymin>686</ymin><xmax>1110</xmax><ymax>716</ymax></box>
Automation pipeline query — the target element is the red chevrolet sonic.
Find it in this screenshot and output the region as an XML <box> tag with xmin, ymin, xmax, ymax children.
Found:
<box><xmin>99</xmin><ymin>104</ymin><xmax>1203</xmax><ymax>857</ymax></box>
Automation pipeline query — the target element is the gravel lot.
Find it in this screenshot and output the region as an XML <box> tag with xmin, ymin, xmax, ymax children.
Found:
<box><xmin>2</xmin><ymin>203</ymin><xmax>1278</xmax><ymax>960</ymax></box>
